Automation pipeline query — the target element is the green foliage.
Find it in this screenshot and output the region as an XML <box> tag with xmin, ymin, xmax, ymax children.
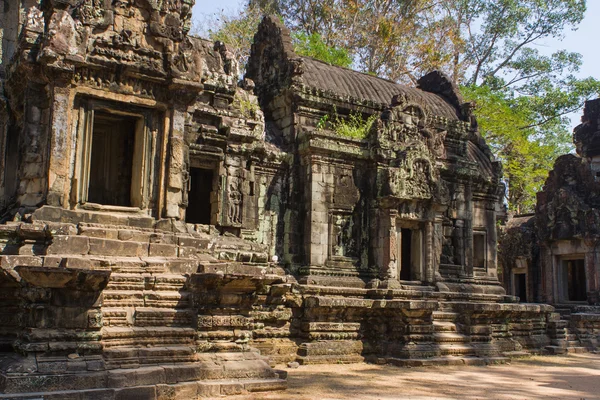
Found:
<box><xmin>234</xmin><ymin>91</ymin><xmax>260</xmax><ymax>119</ymax></box>
<box><xmin>317</xmin><ymin>109</ymin><xmax>376</xmax><ymax>139</ymax></box>
<box><xmin>461</xmin><ymin>84</ymin><xmax>577</xmax><ymax>212</ymax></box>
<box><xmin>196</xmin><ymin>4</ymin><xmax>267</xmax><ymax>72</ymax></box>
<box><xmin>292</xmin><ymin>32</ymin><xmax>353</xmax><ymax>68</ymax></box>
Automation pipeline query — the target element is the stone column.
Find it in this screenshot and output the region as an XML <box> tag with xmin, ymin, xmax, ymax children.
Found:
<box><xmin>464</xmin><ymin>183</ymin><xmax>474</xmax><ymax>277</ymax></box>
<box><xmin>584</xmin><ymin>242</ymin><xmax>599</xmax><ymax>303</ymax></box>
<box><xmin>486</xmin><ymin>202</ymin><xmax>498</xmax><ymax>278</ymax></box>
<box><xmin>165</xmin><ymin>104</ymin><xmax>187</xmax><ymax>218</ymax></box>
<box><xmin>308</xmin><ymin>159</ymin><xmax>328</xmax><ymax>266</ymax></box>
<box><xmin>432</xmin><ymin>210</ymin><xmax>444</xmax><ymax>280</ymax></box>
<box><xmin>424</xmin><ymin>220</ymin><xmax>434</xmax><ymax>283</ymax></box>
<box><xmin>379</xmin><ymin>209</ymin><xmax>398</xmax><ymax>280</ymax></box>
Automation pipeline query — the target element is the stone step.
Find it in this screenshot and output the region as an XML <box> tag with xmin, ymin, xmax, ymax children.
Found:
<box><xmin>432</xmin><ymin>320</ymin><xmax>457</xmax><ymax>332</ymax></box>
<box><xmin>102</xmin><ymin>307</ymin><xmax>196</xmax><ymax>327</ymax></box>
<box><xmin>103</xmin><ymin>345</ymin><xmax>197</xmax><ymax>368</ymax></box>
<box><xmin>102</xmin><ymin>326</ymin><xmax>196</xmax><ymax>348</ymax></box>
<box><xmin>432</xmin><ymin>311</ymin><xmax>458</xmax><ymax>321</ymax></box>
<box><xmin>504</xmin><ymin>351</ymin><xmax>531</xmax><ymax>358</ymax></box>
<box><xmin>105</xmin><ymin>274</ymin><xmax>146</xmax><ymax>291</ymax></box>
<box><xmin>437</xmin><ymin>344</ymin><xmax>477</xmax><ymax>356</ymax></box>
<box><xmin>386</xmin><ymin>356</ymin><xmax>508</xmax><ymax>367</ymax></box>
<box><xmin>566</xmin><ymin>346</ymin><xmax>588</xmax><ymax>354</ymax></box>
<box><xmin>295</xmin><ymin>354</ymin><xmax>364</xmax><ymax>365</ymax></box>
<box><xmin>134</xmin><ymin>308</ymin><xmax>195</xmax><ymax>327</ymax></box>
<box><xmin>433</xmin><ymin>332</ymin><xmax>470</xmax><ymax>343</ymax></box>
<box><xmin>545</xmin><ymin>345</ymin><xmax>567</xmax><ymax>355</ymax></box>
<box><xmin>102</xmin><ymin>290</ymin><xmax>191</xmax><ymax>308</ymax></box>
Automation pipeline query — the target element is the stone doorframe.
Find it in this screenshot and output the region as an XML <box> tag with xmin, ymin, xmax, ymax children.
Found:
<box><xmin>376</xmin><ymin>207</ymin><xmax>435</xmax><ymax>284</ymax></box>
<box><xmin>70</xmin><ymin>97</ymin><xmax>162</xmax><ymax>214</ymax></box>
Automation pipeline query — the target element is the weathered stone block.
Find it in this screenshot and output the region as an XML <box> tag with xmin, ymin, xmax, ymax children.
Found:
<box><xmin>148</xmin><ymin>243</ymin><xmax>178</xmax><ymax>258</ymax></box>
<box><xmin>88</xmin><ymin>238</ymin><xmax>148</xmax><ymax>257</ymax></box>
<box><xmin>46</xmin><ymin>235</ymin><xmax>90</xmax><ymax>255</ymax></box>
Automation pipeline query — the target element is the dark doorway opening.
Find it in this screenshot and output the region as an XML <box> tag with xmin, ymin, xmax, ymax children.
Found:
<box><xmin>87</xmin><ymin>112</ymin><xmax>135</xmax><ymax>206</ymax></box>
<box><xmin>400</xmin><ymin>228</ymin><xmax>412</xmax><ymax>281</ymax></box>
<box><xmin>186</xmin><ymin>168</ymin><xmax>213</xmax><ymax>224</ymax></box>
<box><xmin>567</xmin><ymin>259</ymin><xmax>587</xmax><ymax>302</ymax></box>
<box><xmin>515</xmin><ymin>273</ymin><xmax>527</xmax><ymax>302</ymax></box>
<box><xmin>473</xmin><ymin>233</ymin><xmax>486</xmax><ymax>268</ymax></box>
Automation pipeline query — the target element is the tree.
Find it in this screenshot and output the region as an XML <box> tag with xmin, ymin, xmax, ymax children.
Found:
<box><xmin>196</xmin><ymin>3</ymin><xmax>352</xmax><ymax>72</ymax></box>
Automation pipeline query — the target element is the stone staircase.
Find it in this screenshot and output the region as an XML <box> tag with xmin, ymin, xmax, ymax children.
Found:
<box><xmin>545</xmin><ymin>308</ymin><xmax>589</xmax><ymax>355</ymax></box>
<box><xmin>0</xmin><ymin>207</ymin><xmax>287</xmax><ymax>397</ymax></box>
<box><xmin>432</xmin><ymin>310</ymin><xmax>477</xmax><ymax>358</ymax></box>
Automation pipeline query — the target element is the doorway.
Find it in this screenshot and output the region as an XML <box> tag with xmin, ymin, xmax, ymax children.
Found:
<box><xmin>564</xmin><ymin>259</ymin><xmax>587</xmax><ymax>302</ymax></box>
<box><xmin>514</xmin><ymin>273</ymin><xmax>527</xmax><ymax>302</ymax></box>
<box><xmin>87</xmin><ymin>112</ymin><xmax>136</xmax><ymax>206</ymax></box>
<box><xmin>400</xmin><ymin>228</ymin><xmax>412</xmax><ymax>281</ymax></box>
<box><xmin>186</xmin><ymin>167</ymin><xmax>214</xmax><ymax>224</ymax></box>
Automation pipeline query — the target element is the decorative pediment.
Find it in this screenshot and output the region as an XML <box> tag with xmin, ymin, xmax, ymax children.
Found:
<box><xmin>374</xmin><ymin>100</ymin><xmax>445</xmax><ymax>202</ymax></box>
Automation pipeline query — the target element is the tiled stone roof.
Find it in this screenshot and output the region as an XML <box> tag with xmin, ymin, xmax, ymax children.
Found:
<box><xmin>299</xmin><ymin>57</ymin><xmax>460</xmax><ymax>120</ymax></box>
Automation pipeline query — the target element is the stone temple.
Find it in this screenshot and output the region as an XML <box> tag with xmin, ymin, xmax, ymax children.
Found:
<box><xmin>500</xmin><ymin>98</ymin><xmax>600</xmax><ymax>354</ymax></box>
<box><xmin>0</xmin><ymin>1</ymin><xmax>592</xmax><ymax>399</ymax></box>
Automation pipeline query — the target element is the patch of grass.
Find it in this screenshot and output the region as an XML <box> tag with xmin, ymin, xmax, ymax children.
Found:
<box><xmin>317</xmin><ymin>108</ymin><xmax>377</xmax><ymax>139</ymax></box>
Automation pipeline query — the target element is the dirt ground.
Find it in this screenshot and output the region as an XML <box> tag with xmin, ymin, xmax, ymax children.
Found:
<box><xmin>216</xmin><ymin>353</ymin><xmax>600</xmax><ymax>400</ymax></box>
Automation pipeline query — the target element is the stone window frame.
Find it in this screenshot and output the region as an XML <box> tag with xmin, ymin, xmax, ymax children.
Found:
<box><xmin>71</xmin><ymin>97</ymin><xmax>157</xmax><ymax>212</ymax></box>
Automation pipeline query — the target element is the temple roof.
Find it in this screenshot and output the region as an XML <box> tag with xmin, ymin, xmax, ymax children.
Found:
<box><xmin>299</xmin><ymin>57</ymin><xmax>460</xmax><ymax>120</ymax></box>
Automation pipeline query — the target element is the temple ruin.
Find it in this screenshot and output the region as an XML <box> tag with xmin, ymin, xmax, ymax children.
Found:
<box><xmin>0</xmin><ymin>1</ymin><xmax>592</xmax><ymax>399</ymax></box>
<box><xmin>501</xmin><ymin>98</ymin><xmax>600</xmax><ymax>353</ymax></box>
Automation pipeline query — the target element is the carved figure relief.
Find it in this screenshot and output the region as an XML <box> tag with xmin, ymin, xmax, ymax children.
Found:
<box><xmin>333</xmin><ymin>169</ymin><xmax>360</xmax><ymax>208</ymax></box>
<box><xmin>331</xmin><ymin>214</ymin><xmax>355</xmax><ymax>258</ymax></box>
<box><xmin>75</xmin><ymin>0</ymin><xmax>113</xmax><ymax>29</ymax></box>
<box><xmin>227</xmin><ymin>174</ymin><xmax>243</xmax><ymax>225</ymax></box>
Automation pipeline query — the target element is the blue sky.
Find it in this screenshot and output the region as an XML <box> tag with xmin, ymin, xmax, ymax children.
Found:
<box><xmin>192</xmin><ymin>0</ymin><xmax>600</xmax><ymax>125</ymax></box>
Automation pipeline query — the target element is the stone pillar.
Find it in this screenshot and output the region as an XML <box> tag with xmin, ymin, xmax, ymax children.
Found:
<box><xmin>379</xmin><ymin>209</ymin><xmax>398</xmax><ymax>280</ymax></box>
<box><xmin>424</xmin><ymin>220</ymin><xmax>434</xmax><ymax>283</ymax></box>
<box><xmin>486</xmin><ymin>202</ymin><xmax>498</xmax><ymax>278</ymax></box>
<box><xmin>308</xmin><ymin>160</ymin><xmax>328</xmax><ymax>266</ymax></box>
<box><xmin>585</xmin><ymin>244</ymin><xmax>599</xmax><ymax>304</ymax></box>
<box><xmin>464</xmin><ymin>184</ymin><xmax>474</xmax><ymax>277</ymax></box>
<box><xmin>549</xmin><ymin>248</ymin><xmax>559</xmax><ymax>304</ymax></box>
<box><xmin>46</xmin><ymin>77</ymin><xmax>72</xmax><ymax>207</ymax></box>
<box><xmin>165</xmin><ymin>105</ymin><xmax>187</xmax><ymax>218</ymax></box>
<box><xmin>432</xmin><ymin>211</ymin><xmax>444</xmax><ymax>280</ymax></box>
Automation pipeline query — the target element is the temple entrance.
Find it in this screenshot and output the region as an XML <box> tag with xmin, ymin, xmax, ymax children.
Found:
<box><xmin>400</xmin><ymin>228</ymin><xmax>412</xmax><ymax>281</ymax></box>
<box><xmin>87</xmin><ymin>112</ymin><xmax>136</xmax><ymax>206</ymax></box>
<box><xmin>514</xmin><ymin>273</ymin><xmax>527</xmax><ymax>302</ymax></box>
<box><xmin>398</xmin><ymin>226</ymin><xmax>422</xmax><ymax>281</ymax></box>
<box><xmin>473</xmin><ymin>232</ymin><xmax>486</xmax><ymax>269</ymax></box>
<box><xmin>186</xmin><ymin>167</ymin><xmax>214</xmax><ymax>224</ymax></box>
<box><xmin>563</xmin><ymin>259</ymin><xmax>587</xmax><ymax>302</ymax></box>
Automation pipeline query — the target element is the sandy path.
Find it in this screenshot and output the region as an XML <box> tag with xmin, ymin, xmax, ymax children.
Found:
<box><xmin>214</xmin><ymin>354</ymin><xmax>600</xmax><ymax>400</ymax></box>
